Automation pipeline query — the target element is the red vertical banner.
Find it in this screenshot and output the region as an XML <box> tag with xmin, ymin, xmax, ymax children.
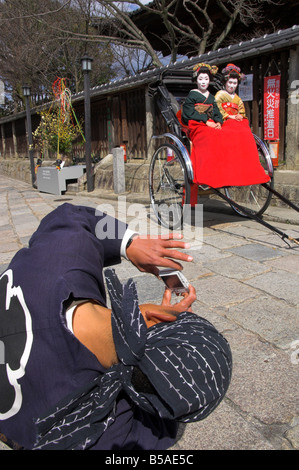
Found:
<box><xmin>264</xmin><ymin>75</ymin><xmax>280</xmax><ymax>141</ymax></box>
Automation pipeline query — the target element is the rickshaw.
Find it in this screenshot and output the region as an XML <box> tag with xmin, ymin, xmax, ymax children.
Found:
<box><xmin>148</xmin><ymin>70</ymin><xmax>299</xmax><ymax>246</ymax></box>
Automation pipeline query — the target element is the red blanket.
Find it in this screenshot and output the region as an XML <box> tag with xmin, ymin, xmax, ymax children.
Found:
<box><xmin>188</xmin><ymin>119</ymin><xmax>270</xmax><ymax>188</ymax></box>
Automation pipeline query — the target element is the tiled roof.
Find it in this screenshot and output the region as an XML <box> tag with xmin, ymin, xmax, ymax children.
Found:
<box><xmin>71</xmin><ymin>25</ymin><xmax>299</xmax><ymax>102</ymax></box>
<box><xmin>0</xmin><ymin>25</ymin><xmax>297</xmax><ymax>124</ymax></box>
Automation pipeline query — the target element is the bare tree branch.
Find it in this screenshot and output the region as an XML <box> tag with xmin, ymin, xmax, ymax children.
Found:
<box><xmin>0</xmin><ymin>0</ymin><xmax>72</xmax><ymax>21</ymax></box>
<box><xmin>0</xmin><ymin>0</ymin><xmax>286</xmax><ymax>114</ymax></box>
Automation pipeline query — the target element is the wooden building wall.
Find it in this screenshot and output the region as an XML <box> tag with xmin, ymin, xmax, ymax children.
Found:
<box><xmin>72</xmin><ymin>87</ymin><xmax>147</xmax><ymax>160</ymax></box>
<box><xmin>0</xmin><ymin>44</ymin><xmax>296</xmax><ymax>168</ymax></box>
<box><xmin>232</xmin><ymin>50</ymin><xmax>289</xmax><ymax>163</ymax></box>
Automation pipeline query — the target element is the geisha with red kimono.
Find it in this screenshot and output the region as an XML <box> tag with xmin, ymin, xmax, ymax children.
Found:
<box><xmin>181</xmin><ymin>63</ymin><xmax>270</xmax><ymax>194</ymax></box>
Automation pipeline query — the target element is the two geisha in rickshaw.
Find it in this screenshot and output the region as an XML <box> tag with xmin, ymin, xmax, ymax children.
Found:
<box><xmin>180</xmin><ymin>63</ymin><xmax>270</xmax><ymax>201</ymax></box>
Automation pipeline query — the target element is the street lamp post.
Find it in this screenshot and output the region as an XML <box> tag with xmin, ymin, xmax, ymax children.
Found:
<box><xmin>81</xmin><ymin>55</ymin><xmax>94</xmax><ymax>192</ymax></box>
<box><xmin>22</xmin><ymin>85</ymin><xmax>36</xmax><ymax>187</ymax></box>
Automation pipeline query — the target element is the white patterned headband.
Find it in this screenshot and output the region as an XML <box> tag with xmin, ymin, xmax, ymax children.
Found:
<box><xmin>34</xmin><ymin>269</ymin><xmax>232</xmax><ymax>450</ymax></box>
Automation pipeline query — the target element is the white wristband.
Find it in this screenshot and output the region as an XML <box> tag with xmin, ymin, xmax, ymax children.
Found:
<box><xmin>120</xmin><ymin>229</ymin><xmax>139</xmax><ymax>260</ymax></box>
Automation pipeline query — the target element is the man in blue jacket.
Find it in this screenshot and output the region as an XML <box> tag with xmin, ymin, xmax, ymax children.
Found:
<box><xmin>0</xmin><ymin>203</ymin><xmax>232</xmax><ymax>450</ymax></box>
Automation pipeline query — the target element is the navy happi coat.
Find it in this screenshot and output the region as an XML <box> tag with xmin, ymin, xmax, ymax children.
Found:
<box><xmin>0</xmin><ymin>204</ymin><xmax>176</xmax><ymax>450</ymax></box>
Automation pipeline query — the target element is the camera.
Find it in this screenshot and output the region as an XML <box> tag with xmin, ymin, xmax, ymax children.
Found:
<box><xmin>159</xmin><ymin>269</ymin><xmax>189</xmax><ymax>294</ymax></box>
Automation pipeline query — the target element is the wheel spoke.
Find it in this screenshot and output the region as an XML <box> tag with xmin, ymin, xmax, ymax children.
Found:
<box><xmin>224</xmin><ymin>139</ymin><xmax>274</xmax><ymax>217</ymax></box>
<box><xmin>149</xmin><ymin>144</ymin><xmax>190</xmax><ymax>229</ymax></box>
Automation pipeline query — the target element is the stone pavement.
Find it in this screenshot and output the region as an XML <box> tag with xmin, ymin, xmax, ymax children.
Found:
<box><xmin>0</xmin><ymin>174</ymin><xmax>298</xmax><ymax>451</ymax></box>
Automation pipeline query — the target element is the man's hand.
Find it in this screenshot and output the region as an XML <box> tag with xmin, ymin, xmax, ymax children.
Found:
<box><xmin>140</xmin><ymin>285</ymin><xmax>197</xmax><ymax>327</ymax></box>
<box><xmin>126</xmin><ymin>234</ymin><xmax>193</xmax><ymax>276</ymax></box>
<box><xmin>161</xmin><ymin>285</ymin><xmax>197</xmax><ymax>313</ymax></box>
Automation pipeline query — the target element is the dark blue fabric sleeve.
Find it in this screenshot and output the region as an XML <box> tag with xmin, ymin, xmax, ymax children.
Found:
<box><xmin>7</xmin><ymin>203</ymin><xmax>128</xmax><ymax>313</ymax></box>
<box><xmin>29</xmin><ymin>203</ymin><xmax>126</xmax><ymax>267</ymax></box>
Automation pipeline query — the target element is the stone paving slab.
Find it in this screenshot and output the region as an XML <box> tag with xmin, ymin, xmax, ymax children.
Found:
<box><xmin>227</xmin><ymin>243</ymin><xmax>288</xmax><ymax>261</ymax></box>
<box><xmin>190</xmin><ymin>274</ymin><xmax>261</xmax><ymax>308</ymax></box>
<box><xmin>201</xmin><ymin>232</ymin><xmax>250</xmax><ymax>249</ymax></box>
<box><xmin>225</xmin><ymin>328</ymin><xmax>298</xmax><ymax>425</ymax></box>
<box><xmin>172</xmin><ymin>401</ymin><xmax>276</xmax><ymax>450</ymax></box>
<box><xmin>0</xmin><ymin>175</ymin><xmax>298</xmax><ymax>451</ymax></box>
<box><xmin>264</xmin><ymin>254</ymin><xmax>299</xmax><ymax>274</ymax></box>
<box><xmin>202</xmin><ymin>254</ymin><xmax>271</xmax><ymax>280</ymax></box>
<box><xmin>222</xmin><ymin>296</ymin><xmax>299</xmax><ymax>349</ymax></box>
<box><xmin>245</xmin><ymin>270</ymin><xmax>299</xmax><ymax>306</ymax></box>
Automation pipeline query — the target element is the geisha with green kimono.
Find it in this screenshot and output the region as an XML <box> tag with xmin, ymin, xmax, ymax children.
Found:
<box><xmin>180</xmin><ymin>62</ymin><xmax>270</xmax><ymax>192</ymax></box>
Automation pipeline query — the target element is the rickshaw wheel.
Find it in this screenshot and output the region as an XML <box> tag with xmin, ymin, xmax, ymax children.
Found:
<box><xmin>224</xmin><ymin>136</ymin><xmax>274</xmax><ymax>217</ymax></box>
<box><xmin>149</xmin><ymin>143</ymin><xmax>190</xmax><ymax>229</ymax></box>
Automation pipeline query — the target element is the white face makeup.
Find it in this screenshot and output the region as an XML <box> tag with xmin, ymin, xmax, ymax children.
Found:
<box><xmin>225</xmin><ymin>78</ymin><xmax>238</xmax><ymax>95</ymax></box>
<box><xmin>197</xmin><ymin>73</ymin><xmax>210</xmax><ymax>92</ymax></box>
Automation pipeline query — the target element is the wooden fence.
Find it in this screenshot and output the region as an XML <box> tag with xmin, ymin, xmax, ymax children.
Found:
<box><xmin>0</xmin><ymin>39</ymin><xmax>296</xmax><ymax>168</ymax></box>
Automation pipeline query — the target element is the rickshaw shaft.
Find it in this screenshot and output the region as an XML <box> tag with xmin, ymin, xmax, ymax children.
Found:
<box><xmin>212</xmin><ymin>188</ymin><xmax>299</xmax><ymax>246</ymax></box>
<box><xmin>261</xmin><ymin>183</ymin><xmax>299</xmax><ymax>213</ymax></box>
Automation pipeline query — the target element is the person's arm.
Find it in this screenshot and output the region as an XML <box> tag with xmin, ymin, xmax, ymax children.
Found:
<box><xmin>140</xmin><ymin>285</ymin><xmax>197</xmax><ymax>328</ymax></box>
<box><xmin>120</xmin><ymin>229</ymin><xmax>138</xmax><ymax>260</ymax></box>
<box><xmin>28</xmin><ymin>203</ymin><xmax>126</xmax><ymax>269</ymax></box>
<box><xmin>212</xmin><ymin>97</ymin><xmax>224</xmax><ymax>124</ymax></box>
<box><xmin>182</xmin><ymin>91</ymin><xmax>209</xmax><ymax>124</ymax></box>
<box><xmin>237</xmin><ymin>95</ymin><xmax>246</xmax><ymax>118</ymax></box>
<box><xmin>71</xmin><ymin>285</ymin><xmax>197</xmax><ymax>367</ymax></box>
<box><xmin>126</xmin><ymin>234</ymin><xmax>193</xmax><ymax>276</ymax></box>
<box><xmin>215</xmin><ymin>91</ymin><xmax>229</xmax><ymax>120</ymax></box>
<box><xmin>33</xmin><ymin>204</ymin><xmax>193</xmax><ymax>277</ymax></box>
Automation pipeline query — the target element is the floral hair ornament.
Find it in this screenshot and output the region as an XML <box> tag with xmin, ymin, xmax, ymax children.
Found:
<box><xmin>221</xmin><ymin>63</ymin><xmax>245</xmax><ymax>81</ymax></box>
<box><xmin>193</xmin><ymin>63</ymin><xmax>218</xmax><ymax>78</ymax></box>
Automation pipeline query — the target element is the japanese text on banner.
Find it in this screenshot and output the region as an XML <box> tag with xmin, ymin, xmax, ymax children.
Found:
<box><xmin>264</xmin><ymin>75</ymin><xmax>280</xmax><ymax>140</ymax></box>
